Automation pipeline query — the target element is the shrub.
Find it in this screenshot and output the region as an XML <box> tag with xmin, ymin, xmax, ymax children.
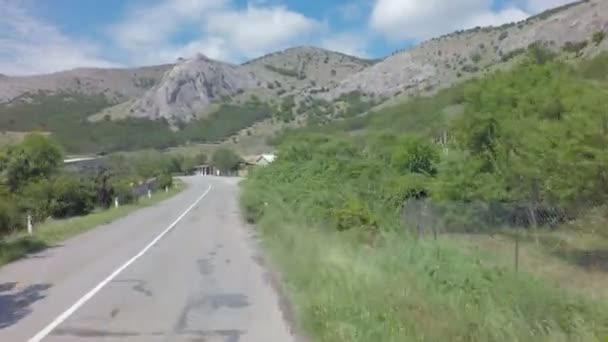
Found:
<box><xmin>498</xmin><ymin>31</ymin><xmax>509</xmax><ymax>41</ymax></box>
<box><xmin>501</xmin><ymin>48</ymin><xmax>525</xmax><ymax>62</ymax></box>
<box><xmin>390</xmin><ymin>136</ymin><xmax>440</xmax><ymax>175</ymax></box>
<box><xmin>0</xmin><ymin>198</ymin><xmax>23</xmax><ymax>235</ymax></box>
<box><xmin>330</xmin><ymin>197</ymin><xmax>377</xmax><ymax>232</ymax></box>
<box><xmin>20</xmin><ymin>179</ymin><xmax>54</xmax><ymax>222</ymax></box>
<box><xmin>562</xmin><ymin>40</ymin><xmax>588</xmax><ymax>53</ymax></box>
<box><xmin>528</xmin><ymin>43</ymin><xmax>557</xmax><ymax>64</ymax></box>
<box><xmin>50</xmin><ymin>175</ymin><xmax>96</xmax><ymax>218</ymax></box>
<box><xmin>470</xmin><ymin>53</ymin><xmax>482</xmax><ymax>63</ymax></box>
<box><xmin>264</xmin><ymin>65</ymin><xmax>300</xmax><ymax>78</ymax></box>
<box><xmin>592</xmin><ymin>31</ymin><xmax>605</xmax><ymax>45</ymax></box>
<box><xmin>157</xmin><ymin>173</ymin><xmax>173</xmax><ymax>189</ymax></box>
<box><xmin>112</xmin><ymin>178</ymin><xmax>137</xmax><ymax>205</ymax></box>
<box><xmin>462</xmin><ymin>64</ymin><xmax>479</xmax><ymax>73</ymax></box>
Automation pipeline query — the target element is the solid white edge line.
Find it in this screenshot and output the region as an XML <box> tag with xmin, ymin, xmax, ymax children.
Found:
<box><xmin>28</xmin><ymin>183</ymin><xmax>213</xmax><ymax>342</ymax></box>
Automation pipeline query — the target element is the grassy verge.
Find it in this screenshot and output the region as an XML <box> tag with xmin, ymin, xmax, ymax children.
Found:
<box><xmin>244</xmin><ymin>189</ymin><xmax>608</xmax><ymax>341</ymax></box>
<box><xmin>0</xmin><ymin>181</ymin><xmax>185</xmax><ymax>266</ymax></box>
<box><xmin>448</xmin><ymin>231</ymin><xmax>608</xmax><ymax>301</ymax></box>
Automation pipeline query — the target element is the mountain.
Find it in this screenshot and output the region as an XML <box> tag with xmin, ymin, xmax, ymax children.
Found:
<box><xmin>0</xmin><ymin>0</ymin><xmax>606</xmax><ymax>154</ymax></box>
<box><xmin>330</xmin><ymin>0</ymin><xmax>606</xmax><ymax>98</ymax></box>
<box><xmin>0</xmin><ymin>65</ymin><xmax>172</xmax><ymax>103</ymax></box>
<box><xmin>94</xmin><ymin>46</ymin><xmax>374</xmax><ymax>124</ymax></box>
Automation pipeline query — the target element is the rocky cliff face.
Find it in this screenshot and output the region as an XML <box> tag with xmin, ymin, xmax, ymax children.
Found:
<box><xmin>127</xmin><ymin>54</ymin><xmax>259</xmax><ymax>122</ymax></box>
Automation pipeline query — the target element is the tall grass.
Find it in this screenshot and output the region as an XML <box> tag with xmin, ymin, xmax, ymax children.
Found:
<box><xmin>243</xmin><ymin>183</ymin><xmax>608</xmax><ymax>342</ymax></box>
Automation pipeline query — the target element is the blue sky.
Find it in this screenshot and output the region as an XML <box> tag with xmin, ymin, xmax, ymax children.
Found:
<box><xmin>0</xmin><ymin>0</ymin><xmax>574</xmax><ymax>75</ymax></box>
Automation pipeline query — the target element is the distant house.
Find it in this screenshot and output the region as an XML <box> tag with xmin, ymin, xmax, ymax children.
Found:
<box><xmin>255</xmin><ymin>154</ymin><xmax>276</xmax><ymax>166</ymax></box>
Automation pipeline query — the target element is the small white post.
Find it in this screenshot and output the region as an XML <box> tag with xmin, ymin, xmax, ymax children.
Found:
<box><xmin>165</xmin><ymin>186</ymin><xmax>169</xmax><ymax>193</ymax></box>
<box><xmin>147</xmin><ymin>189</ymin><xmax>152</xmax><ymax>199</ymax></box>
<box><xmin>27</xmin><ymin>214</ymin><xmax>33</xmax><ymax>235</ymax></box>
<box><xmin>114</xmin><ymin>197</ymin><xmax>119</xmax><ymax>208</ymax></box>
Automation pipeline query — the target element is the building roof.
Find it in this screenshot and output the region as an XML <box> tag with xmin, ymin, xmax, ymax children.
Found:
<box><xmin>256</xmin><ymin>154</ymin><xmax>276</xmax><ymax>164</ymax></box>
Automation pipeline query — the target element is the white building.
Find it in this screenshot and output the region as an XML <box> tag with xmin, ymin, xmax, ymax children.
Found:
<box><xmin>255</xmin><ymin>154</ymin><xmax>276</xmax><ymax>166</ymax></box>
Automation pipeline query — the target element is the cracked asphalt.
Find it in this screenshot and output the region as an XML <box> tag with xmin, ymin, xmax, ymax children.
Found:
<box><xmin>0</xmin><ymin>177</ymin><xmax>295</xmax><ymax>341</ymax></box>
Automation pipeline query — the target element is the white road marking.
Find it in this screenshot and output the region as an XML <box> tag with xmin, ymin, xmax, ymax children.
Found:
<box><xmin>28</xmin><ymin>184</ymin><xmax>213</xmax><ymax>342</ymax></box>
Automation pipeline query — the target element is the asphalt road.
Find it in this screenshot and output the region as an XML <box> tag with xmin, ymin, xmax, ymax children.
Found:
<box><xmin>0</xmin><ymin>177</ymin><xmax>295</xmax><ymax>342</ymax></box>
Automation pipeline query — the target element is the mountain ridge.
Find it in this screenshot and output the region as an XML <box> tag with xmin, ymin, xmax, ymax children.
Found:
<box><xmin>0</xmin><ymin>0</ymin><xmax>607</xmax><ymax>150</ymax></box>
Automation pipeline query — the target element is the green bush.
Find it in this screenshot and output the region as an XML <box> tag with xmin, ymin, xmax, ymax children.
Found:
<box><xmin>157</xmin><ymin>173</ymin><xmax>173</xmax><ymax>189</ymax></box>
<box><xmin>0</xmin><ymin>198</ymin><xmax>23</xmax><ymax>235</ymax></box>
<box><xmin>4</xmin><ymin>134</ymin><xmax>63</xmax><ymax>191</ymax></box>
<box><xmin>330</xmin><ymin>197</ymin><xmax>377</xmax><ymax>233</ymax></box>
<box><xmin>592</xmin><ymin>31</ymin><xmax>605</xmax><ymax>45</ymax></box>
<box><xmin>470</xmin><ymin>52</ymin><xmax>482</xmax><ymax>63</ymax></box>
<box><xmin>50</xmin><ymin>175</ymin><xmax>96</xmax><ymax>218</ymax></box>
<box><xmin>19</xmin><ymin>179</ymin><xmax>54</xmax><ymax>222</ymax></box>
<box><xmin>112</xmin><ymin>179</ymin><xmax>137</xmax><ymax>205</ymax></box>
<box><xmin>562</xmin><ymin>40</ymin><xmax>588</xmax><ymax>53</ymax></box>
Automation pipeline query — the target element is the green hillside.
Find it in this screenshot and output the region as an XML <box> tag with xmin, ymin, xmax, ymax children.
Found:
<box><xmin>0</xmin><ymin>94</ymin><xmax>274</xmax><ymax>154</ymax></box>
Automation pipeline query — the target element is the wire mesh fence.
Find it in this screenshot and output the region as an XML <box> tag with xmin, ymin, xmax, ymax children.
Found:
<box><xmin>401</xmin><ymin>198</ymin><xmax>608</xmax><ymax>272</ymax></box>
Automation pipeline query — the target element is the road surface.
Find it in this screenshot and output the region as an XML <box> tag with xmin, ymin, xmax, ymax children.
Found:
<box><xmin>0</xmin><ymin>177</ymin><xmax>295</xmax><ymax>341</ymax></box>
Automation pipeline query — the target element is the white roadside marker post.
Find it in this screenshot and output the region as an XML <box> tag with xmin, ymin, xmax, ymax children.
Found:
<box><xmin>114</xmin><ymin>197</ymin><xmax>119</xmax><ymax>208</ymax></box>
<box><xmin>165</xmin><ymin>186</ymin><xmax>169</xmax><ymax>193</ymax></box>
<box><xmin>147</xmin><ymin>189</ymin><xmax>152</xmax><ymax>199</ymax></box>
<box><xmin>27</xmin><ymin>214</ymin><xmax>33</xmax><ymax>235</ymax></box>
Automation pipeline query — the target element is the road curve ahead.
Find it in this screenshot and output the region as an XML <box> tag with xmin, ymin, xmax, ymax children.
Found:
<box><xmin>0</xmin><ymin>177</ymin><xmax>295</xmax><ymax>342</ymax></box>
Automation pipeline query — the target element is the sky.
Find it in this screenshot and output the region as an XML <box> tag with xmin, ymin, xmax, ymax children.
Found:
<box><xmin>0</xmin><ymin>0</ymin><xmax>576</xmax><ymax>75</ymax></box>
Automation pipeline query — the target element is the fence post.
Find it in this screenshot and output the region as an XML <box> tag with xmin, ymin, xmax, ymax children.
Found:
<box><xmin>515</xmin><ymin>225</ymin><xmax>520</xmax><ymax>272</ymax></box>
<box><xmin>27</xmin><ymin>213</ymin><xmax>33</xmax><ymax>235</ymax></box>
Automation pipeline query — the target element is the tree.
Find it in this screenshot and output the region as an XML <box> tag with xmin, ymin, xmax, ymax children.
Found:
<box><xmin>212</xmin><ymin>148</ymin><xmax>241</xmax><ymax>173</ymax></box>
<box><xmin>195</xmin><ymin>151</ymin><xmax>208</xmax><ymax>165</ymax></box>
<box><xmin>3</xmin><ymin>134</ymin><xmax>63</xmax><ymax>191</ymax></box>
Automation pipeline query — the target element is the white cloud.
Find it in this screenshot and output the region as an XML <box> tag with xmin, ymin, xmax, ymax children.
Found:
<box><xmin>205</xmin><ymin>6</ymin><xmax>320</xmax><ymax>59</ymax></box>
<box><xmin>110</xmin><ymin>0</ymin><xmax>227</xmax><ymax>51</ymax></box>
<box><xmin>524</xmin><ymin>0</ymin><xmax>576</xmax><ymax>13</ymax></box>
<box><xmin>0</xmin><ymin>2</ymin><xmax>119</xmax><ymax>75</ymax></box>
<box><xmin>370</xmin><ymin>0</ymin><xmax>530</xmax><ymax>41</ymax></box>
<box><xmin>109</xmin><ymin>0</ymin><xmax>321</xmax><ymax>64</ymax></box>
<box><xmin>467</xmin><ymin>7</ymin><xmax>529</xmax><ymax>28</ymax></box>
<box><xmin>321</xmin><ymin>32</ymin><xmax>371</xmax><ymax>57</ymax></box>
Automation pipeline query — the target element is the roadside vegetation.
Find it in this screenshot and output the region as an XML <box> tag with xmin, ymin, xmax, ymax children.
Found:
<box><xmin>0</xmin><ymin>181</ymin><xmax>183</xmax><ymax>266</ymax></box>
<box><xmin>241</xmin><ymin>51</ymin><xmax>608</xmax><ymax>341</ymax></box>
<box><xmin>0</xmin><ymin>134</ymin><xmax>182</xmax><ymax>263</ymax></box>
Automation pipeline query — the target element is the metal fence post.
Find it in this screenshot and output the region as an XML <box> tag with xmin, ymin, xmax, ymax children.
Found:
<box><xmin>515</xmin><ymin>225</ymin><xmax>520</xmax><ymax>272</ymax></box>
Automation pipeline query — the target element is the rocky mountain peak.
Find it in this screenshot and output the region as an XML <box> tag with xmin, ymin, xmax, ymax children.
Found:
<box><xmin>126</xmin><ymin>55</ymin><xmax>258</xmax><ymax>123</ymax></box>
